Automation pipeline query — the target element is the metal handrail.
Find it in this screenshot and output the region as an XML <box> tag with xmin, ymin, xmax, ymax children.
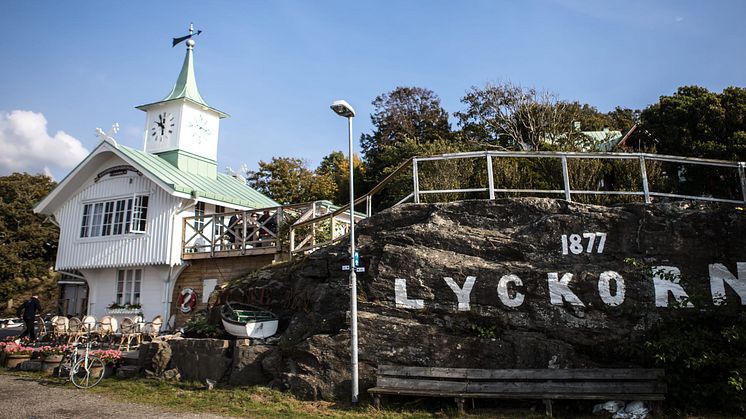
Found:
<box><xmin>289</xmin><ymin>150</ymin><xmax>746</xmax><ymax>257</ymax></box>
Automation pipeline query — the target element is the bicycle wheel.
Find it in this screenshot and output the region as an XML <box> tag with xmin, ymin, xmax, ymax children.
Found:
<box><xmin>70</xmin><ymin>355</ymin><xmax>105</xmax><ymax>389</ymax></box>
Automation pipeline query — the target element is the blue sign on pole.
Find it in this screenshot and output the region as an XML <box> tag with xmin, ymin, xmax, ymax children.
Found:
<box><xmin>354</xmin><ymin>251</ymin><xmax>360</xmax><ymax>267</ymax></box>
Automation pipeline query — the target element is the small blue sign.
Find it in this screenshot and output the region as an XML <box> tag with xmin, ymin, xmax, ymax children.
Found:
<box><xmin>354</xmin><ymin>251</ymin><xmax>360</xmax><ymax>267</ymax></box>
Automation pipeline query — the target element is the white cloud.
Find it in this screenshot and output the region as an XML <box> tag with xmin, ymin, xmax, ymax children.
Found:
<box><xmin>0</xmin><ymin>110</ymin><xmax>88</xmax><ymax>179</ymax></box>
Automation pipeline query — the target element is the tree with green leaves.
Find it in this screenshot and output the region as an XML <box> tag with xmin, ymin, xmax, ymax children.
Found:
<box><xmin>641</xmin><ymin>85</ymin><xmax>746</xmax><ymax>161</ymax></box>
<box><xmin>243</xmin><ymin>157</ymin><xmax>337</xmax><ymax>205</ymax></box>
<box><xmin>316</xmin><ymin>151</ymin><xmax>365</xmax><ymax>205</ymax></box>
<box><xmin>360</xmin><ymin>86</ymin><xmax>453</xmax><ymax>186</ymax></box>
<box><xmin>0</xmin><ymin>173</ymin><xmax>59</xmax><ymax>305</ymax></box>
<box><xmin>456</xmin><ymin>82</ymin><xmax>638</xmax><ymax>152</ymax></box>
<box><xmin>456</xmin><ymin>81</ymin><xmax>574</xmax><ymax>151</ymax></box>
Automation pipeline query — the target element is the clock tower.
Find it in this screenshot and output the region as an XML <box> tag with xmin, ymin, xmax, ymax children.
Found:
<box><xmin>136</xmin><ymin>26</ymin><xmax>228</xmax><ymax>178</ymax></box>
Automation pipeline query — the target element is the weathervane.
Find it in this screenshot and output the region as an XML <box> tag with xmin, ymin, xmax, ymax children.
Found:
<box><xmin>95</xmin><ymin>123</ymin><xmax>120</xmax><ymax>145</ymax></box>
<box><xmin>172</xmin><ymin>23</ymin><xmax>203</xmax><ymax>48</ymax></box>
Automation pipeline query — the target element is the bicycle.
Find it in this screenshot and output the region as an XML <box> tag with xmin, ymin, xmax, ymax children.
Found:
<box><xmin>57</xmin><ymin>335</ymin><xmax>105</xmax><ymax>389</ymax></box>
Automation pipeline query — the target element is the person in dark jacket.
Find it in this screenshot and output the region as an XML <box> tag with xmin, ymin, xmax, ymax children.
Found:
<box><xmin>16</xmin><ymin>295</ymin><xmax>42</xmax><ymax>341</ymax></box>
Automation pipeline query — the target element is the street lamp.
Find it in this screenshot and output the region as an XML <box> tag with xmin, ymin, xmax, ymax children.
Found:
<box><xmin>330</xmin><ymin>99</ymin><xmax>358</xmax><ymax>404</ymax></box>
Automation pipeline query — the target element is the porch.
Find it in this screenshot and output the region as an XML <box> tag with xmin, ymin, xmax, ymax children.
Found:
<box><xmin>180</xmin><ymin>201</ymin><xmax>362</xmax><ymax>261</ymax></box>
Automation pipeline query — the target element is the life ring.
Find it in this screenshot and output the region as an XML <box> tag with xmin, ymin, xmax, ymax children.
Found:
<box><xmin>177</xmin><ymin>288</ymin><xmax>198</xmax><ymax>313</ymax></box>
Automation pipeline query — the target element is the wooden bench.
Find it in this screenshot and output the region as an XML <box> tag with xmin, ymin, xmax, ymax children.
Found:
<box><xmin>368</xmin><ymin>365</ymin><xmax>666</xmax><ymax>416</ymax></box>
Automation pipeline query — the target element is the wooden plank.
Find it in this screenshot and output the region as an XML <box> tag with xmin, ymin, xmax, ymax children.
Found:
<box><xmin>376</xmin><ymin>377</ymin><xmax>467</xmax><ymax>392</ymax></box>
<box><xmin>373</xmin><ymin>380</ymin><xmax>664</xmax><ymax>396</ymax></box>
<box><xmin>464</xmin><ymin>381</ymin><xmax>665</xmax><ymax>395</ymax></box>
<box><xmin>368</xmin><ymin>387</ymin><xmax>665</xmax><ymax>400</ymax></box>
<box><xmin>377</xmin><ymin>365</ymin><xmax>664</xmax><ymax>381</ymax></box>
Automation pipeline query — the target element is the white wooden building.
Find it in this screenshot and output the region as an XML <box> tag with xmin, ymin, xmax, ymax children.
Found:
<box><xmin>34</xmin><ymin>33</ymin><xmax>278</xmax><ymax>325</ymax></box>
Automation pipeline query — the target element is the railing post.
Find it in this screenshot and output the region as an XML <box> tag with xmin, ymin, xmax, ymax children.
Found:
<box><xmin>639</xmin><ymin>155</ymin><xmax>651</xmax><ymax>204</ymax></box>
<box><xmin>289</xmin><ymin>225</ymin><xmax>295</xmax><ymax>260</ymax></box>
<box><xmin>739</xmin><ymin>162</ymin><xmax>746</xmax><ymax>205</ymax></box>
<box><xmin>276</xmin><ymin>207</ymin><xmax>283</xmax><ymax>251</ymax></box>
<box><xmin>561</xmin><ymin>155</ymin><xmax>571</xmax><ymax>202</ymax></box>
<box><xmin>413</xmin><ymin>158</ymin><xmax>420</xmax><ymax>203</ymax></box>
<box><xmin>366</xmin><ymin>195</ymin><xmax>372</xmax><ymax>217</ymax></box>
<box><xmin>241</xmin><ymin>210</ymin><xmax>247</xmax><ymax>255</ymax></box>
<box><xmin>331</xmin><ymin>215</ymin><xmax>336</xmax><ymax>241</ymax></box>
<box><xmin>210</xmin><ymin>214</ymin><xmax>215</xmax><ymax>257</ymax></box>
<box><xmin>486</xmin><ymin>153</ymin><xmax>495</xmax><ymax>200</ymax></box>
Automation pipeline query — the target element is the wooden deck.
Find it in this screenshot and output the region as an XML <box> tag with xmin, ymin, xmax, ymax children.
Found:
<box><xmin>182</xmin><ymin>245</ymin><xmax>278</xmax><ymax>260</ymax></box>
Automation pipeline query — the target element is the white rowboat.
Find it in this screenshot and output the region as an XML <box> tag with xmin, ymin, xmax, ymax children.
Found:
<box><xmin>220</xmin><ymin>301</ymin><xmax>278</xmax><ymax>339</ymax></box>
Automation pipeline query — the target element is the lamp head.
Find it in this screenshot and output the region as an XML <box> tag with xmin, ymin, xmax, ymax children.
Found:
<box><xmin>331</xmin><ymin>100</ymin><xmax>356</xmax><ymax>118</ymax></box>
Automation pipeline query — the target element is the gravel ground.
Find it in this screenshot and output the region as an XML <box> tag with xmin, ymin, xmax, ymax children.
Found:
<box><xmin>0</xmin><ymin>374</ymin><xmax>234</xmax><ymax>419</ymax></box>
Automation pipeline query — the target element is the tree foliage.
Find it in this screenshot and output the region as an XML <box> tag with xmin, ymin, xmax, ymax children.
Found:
<box><xmin>0</xmin><ymin>173</ymin><xmax>58</xmax><ymax>303</ymax></box>
<box><xmin>456</xmin><ymin>82</ymin><xmax>637</xmax><ymax>152</ymax></box>
<box><xmin>244</xmin><ymin>157</ymin><xmax>337</xmax><ymax>205</ymax></box>
<box><xmin>456</xmin><ymin>81</ymin><xmax>577</xmax><ymax>151</ymax></box>
<box><xmin>316</xmin><ymin>151</ymin><xmax>365</xmax><ymax>205</ymax></box>
<box><xmin>360</xmin><ymin>86</ymin><xmax>453</xmax><ymax>185</ymax></box>
<box><xmin>641</xmin><ymin>85</ymin><xmax>746</xmax><ymax>161</ymax></box>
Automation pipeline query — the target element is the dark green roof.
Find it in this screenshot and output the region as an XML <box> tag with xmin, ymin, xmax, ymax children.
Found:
<box><xmin>116</xmin><ymin>142</ymin><xmax>278</xmax><ymax>208</ymax></box>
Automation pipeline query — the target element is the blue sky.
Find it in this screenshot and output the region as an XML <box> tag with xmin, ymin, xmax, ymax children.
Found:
<box><xmin>1</xmin><ymin>0</ymin><xmax>745</xmax><ymax>179</ymax></box>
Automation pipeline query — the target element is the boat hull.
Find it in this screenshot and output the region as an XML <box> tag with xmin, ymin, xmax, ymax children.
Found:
<box><xmin>222</xmin><ymin>318</ymin><xmax>278</xmax><ymax>338</ymax></box>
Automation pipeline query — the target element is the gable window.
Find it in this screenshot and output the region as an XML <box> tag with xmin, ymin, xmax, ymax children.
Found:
<box><xmin>116</xmin><ymin>268</ymin><xmax>142</xmax><ymax>305</ymax></box>
<box><xmin>80</xmin><ymin>194</ymin><xmax>149</xmax><ymax>238</ymax></box>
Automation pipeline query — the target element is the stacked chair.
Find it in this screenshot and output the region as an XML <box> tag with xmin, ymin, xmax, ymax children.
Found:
<box><xmin>141</xmin><ymin>315</ymin><xmax>163</xmax><ymax>342</ymax></box>
<box><xmin>49</xmin><ymin>316</ymin><xmax>69</xmax><ymax>343</ymax></box>
<box><xmin>95</xmin><ymin>315</ymin><xmax>118</xmax><ymax>346</ymax></box>
<box><xmin>66</xmin><ymin>317</ymin><xmax>85</xmax><ymax>343</ymax></box>
<box><xmin>117</xmin><ymin>317</ymin><xmax>142</xmax><ymax>351</ymax></box>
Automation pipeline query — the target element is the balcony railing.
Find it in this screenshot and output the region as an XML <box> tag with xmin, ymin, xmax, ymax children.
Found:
<box><xmin>181</xmin><ymin>201</ymin><xmax>360</xmax><ymax>260</ymax></box>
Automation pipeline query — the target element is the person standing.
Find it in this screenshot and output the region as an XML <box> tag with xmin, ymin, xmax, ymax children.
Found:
<box><xmin>227</xmin><ymin>213</ymin><xmax>244</xmax><ymax>249</ymax></box>
<box><xmin>16</xmin><ymin>295</ymin><xmax>42</xmax><ymax>341</ymax></box>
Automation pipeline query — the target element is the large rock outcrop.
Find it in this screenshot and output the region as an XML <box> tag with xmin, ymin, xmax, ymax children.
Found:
<box><xmin>220</xmin><ymin>198</ymin><xmax>746</xmax><ymax>400</ymax></box>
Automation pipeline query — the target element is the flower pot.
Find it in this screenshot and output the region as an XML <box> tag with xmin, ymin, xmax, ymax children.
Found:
<box><xmin>89</xmin><ymin>364</ymin><xmax>114</xmax><ymax>379</ymax></box>
<box><xmin>41</xmin><ymin>354</ymin><xmax>64</xmax><ymax>375</ymax></box>
<box><xmin>5</xmin><ymin>354</ymin><xmax>31</xmax><ymax>369</ymax></box>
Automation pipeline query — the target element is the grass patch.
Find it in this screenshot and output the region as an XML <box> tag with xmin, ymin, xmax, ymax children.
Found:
<box><xmin>0</xmin><ymin>368</ymin><xmax>731</xmax><ymax>418</ymax></box>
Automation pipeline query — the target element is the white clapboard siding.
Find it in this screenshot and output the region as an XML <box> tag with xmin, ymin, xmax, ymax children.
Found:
<box><xmin>54</xmin><ymin>172</ymin><xmax>182</xmax><ymax>270</ymax></box>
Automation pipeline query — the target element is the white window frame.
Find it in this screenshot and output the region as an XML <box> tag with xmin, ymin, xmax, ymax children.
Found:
<box><xmin>80</xmin><ymin>194</ymin><xmax>149</xmax><ymax>238</ymax></box>
<box><xmin>116</xmin><ymin>268</ymin><xmax>142</xmax><ymax>306</ymax></box>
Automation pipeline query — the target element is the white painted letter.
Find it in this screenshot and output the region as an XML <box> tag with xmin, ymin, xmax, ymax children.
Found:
<box><xmin>709</xmin><ymin>262</ymin><xmax>746</xmax><ymax>305</ymax></box>
<box><xmin>547</xmin><ymin>272</ymin><xmax>585</xmax><ymax>306</ymax></box>
<box><xmin>395</xmin><ymin>278</ymin><xmax>424</xmax><ymax>309</ymax></box>
<box><xmin>497</xmin><ymin>274</ymin><xmax>525</xmax><ymax>307</ymax></box>
<box><xmin>443</xmin><ymin>276</ymin><xmax>476</xmax><ymax>311</ymax></box>
<box><xmin>653</xmin><ymin>266</ymin><xmax>693</xmax><ymax>308</ymax></box>
<box><xmin>598</xmin><ymin>271</ymin><xmax>625</xmax><ymax>306</ymax></box>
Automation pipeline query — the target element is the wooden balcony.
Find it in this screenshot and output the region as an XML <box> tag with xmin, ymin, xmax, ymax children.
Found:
<box><xmin>181</xmin><ymin>202</ymin><xmax>354</xmax><ymax>261</ymax></box>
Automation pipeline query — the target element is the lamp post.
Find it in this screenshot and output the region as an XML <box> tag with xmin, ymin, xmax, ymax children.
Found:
<box><xmin>330</xmin><ymin>99</ymin><xmax>358</xmax><ymax>404</ymax></box>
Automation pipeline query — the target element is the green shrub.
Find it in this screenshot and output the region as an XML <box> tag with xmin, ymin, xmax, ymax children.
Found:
<box><xmin>183</xmin><ymin>313</ymin><xmax>222</xmax><ymax>338</ymax></box>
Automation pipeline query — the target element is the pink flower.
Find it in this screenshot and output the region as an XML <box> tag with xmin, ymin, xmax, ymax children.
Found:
<box><xmin>90</xmin><ymin>349</ymin><xmax>123</xmax><ymax>366</ymax></box>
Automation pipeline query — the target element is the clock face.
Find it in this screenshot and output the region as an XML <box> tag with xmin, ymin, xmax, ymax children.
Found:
<box><xmin>151</xmin><ymin>112</ymin><xmax>175</xmax><ymax>142</ymax></box>
<box><xmin>190</xmin><ymin>115</ymin><xmax>212</xmax><ymax>144</ymax></box>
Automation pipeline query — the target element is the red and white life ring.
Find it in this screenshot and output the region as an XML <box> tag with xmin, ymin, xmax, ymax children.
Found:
<box><xmin>177</xmin><ymin>288</ymin><xmax>198</xmax><ymax>313</ymax></box>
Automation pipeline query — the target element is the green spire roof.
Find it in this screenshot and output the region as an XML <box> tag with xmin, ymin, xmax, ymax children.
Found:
<box><xmin>136</xmin><ymin>44</ymin><xmax>228</xmax><ymax>118</ymax></box>
<box><xmin>163</xmin><ymin>46</ymin><xmax>208</xmax><ymax>106</ymax></box>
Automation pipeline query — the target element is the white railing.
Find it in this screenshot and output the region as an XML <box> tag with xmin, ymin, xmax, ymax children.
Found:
<box><xmin>288</xmin><ymin>151</ymin><xmax>746</xmax><ymax>258</ymax></box>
